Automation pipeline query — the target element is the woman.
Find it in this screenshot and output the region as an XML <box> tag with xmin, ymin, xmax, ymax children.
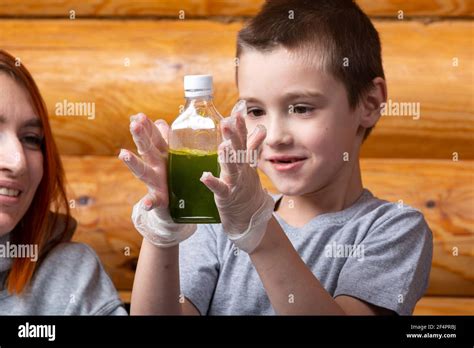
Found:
<box><xmin>0</xmin><ymin>49</ymin><xmax>126</xmax><ymax>315</ymax></box>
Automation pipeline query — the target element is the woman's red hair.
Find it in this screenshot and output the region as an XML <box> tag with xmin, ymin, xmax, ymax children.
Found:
<box><xmin>0</xmin><ymin>49</ymin><xmax>71</xmax><ymax>294</ymax></box>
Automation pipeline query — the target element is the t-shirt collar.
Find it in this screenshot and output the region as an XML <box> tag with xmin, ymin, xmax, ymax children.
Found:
<box><xmin>271</xmin><ymin>188</ymin><xmax>374</xmax><ymax>230</ymax></box>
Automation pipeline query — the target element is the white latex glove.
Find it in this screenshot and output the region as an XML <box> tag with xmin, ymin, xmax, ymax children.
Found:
<box><xmin>119</xmin><ymin>113</ymin><xmax>196</xmax><ymax>248</ymax></box>
<box><xmin>200</xmin><ymin>100</ymin><xmax>275</xmax><ymax>254</ymax></box>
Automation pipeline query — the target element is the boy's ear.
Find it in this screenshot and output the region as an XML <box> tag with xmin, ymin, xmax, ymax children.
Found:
<box><xmin>359</xmin><ymin>77</ymin><xmax>387</xmax><ymax>129</ymax></box>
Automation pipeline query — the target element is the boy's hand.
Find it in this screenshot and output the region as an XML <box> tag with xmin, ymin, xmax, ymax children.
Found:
<box><xmin>200</xmin><ymin>100</ymin><xmax>275</xmax><ymax>254</ymax></box>
<box><xmin>119</xmin><ymin>113</ymin><xmax>196</xmax><ymax>248</ymax></box>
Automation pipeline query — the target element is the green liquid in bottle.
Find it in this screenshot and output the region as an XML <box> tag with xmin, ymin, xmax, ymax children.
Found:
<box><xmin>168</xmin><ymin>148</ymin><xmax>221</xmax><ymax>223</ymax></box>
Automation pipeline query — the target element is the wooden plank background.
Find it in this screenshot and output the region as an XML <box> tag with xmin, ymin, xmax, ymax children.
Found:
<box><xmin>0</xmin><ymin>19</ymin><xmax>472</xmax><ymax>159</ymax></box>
<box><xmin>1</xmin><ymin>0</ymin><xmax>472</xmax><ymax>314</ymax></box>
<box><xmin>0</xmin><ymin>0</ymin><xmax>472</xmax><ymax>17</ymax></box>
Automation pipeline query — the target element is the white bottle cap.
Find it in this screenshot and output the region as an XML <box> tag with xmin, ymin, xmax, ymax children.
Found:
<box><xmin>184</xmin><ymin>74</ymin><xmax>213</xmax><ymax>98</ymax></box>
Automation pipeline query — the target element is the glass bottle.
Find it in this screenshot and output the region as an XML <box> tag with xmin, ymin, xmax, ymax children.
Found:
<box><xmin>168</xmin><ymin>75</ymin><xmax>223</xmax><ymax>223</ymax></box>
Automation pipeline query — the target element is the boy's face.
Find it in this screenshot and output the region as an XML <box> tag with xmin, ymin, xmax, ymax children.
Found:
<box><xmin>238</xmin><ymin>47</ymin><xmax>363</xmax><ymax>196</ymax></box>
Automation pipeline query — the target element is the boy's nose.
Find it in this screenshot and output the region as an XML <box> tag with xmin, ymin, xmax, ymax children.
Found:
<box><xmin>264</xmin><ymin>117</ymin><xmax>293</xmax><ymax>148</ymax></box>
<box><xmin>0</xmin><ymin>135</ymin><xmax>27</xmax><ymax>176</ymax></box>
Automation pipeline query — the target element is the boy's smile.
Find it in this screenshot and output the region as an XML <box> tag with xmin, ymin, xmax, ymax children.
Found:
<box><xmin>238</xmin><ymin>47</ymin><xmax>364</xmax><ymax>198</ymax></box>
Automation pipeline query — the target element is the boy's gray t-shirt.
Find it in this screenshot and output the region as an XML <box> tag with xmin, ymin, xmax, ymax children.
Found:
<box><xmin>179</xmin><ymin>188</ymin><xmax>433</xmax><ymax>315</ymax></box>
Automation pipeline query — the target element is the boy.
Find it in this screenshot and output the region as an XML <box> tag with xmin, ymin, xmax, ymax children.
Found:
<box><xmin>120</xmin><ymin>0</ymin><xmax>433</xmax><ymax>315</ymax></box>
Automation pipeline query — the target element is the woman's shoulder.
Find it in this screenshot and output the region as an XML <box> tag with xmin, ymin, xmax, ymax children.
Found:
<box><xmin>45</xmin><ymin>241</ymin><xmax>101</xmax><ymax>267</ymax></box>
<box><xmin>37</xmin><ymin>241</ymin><xmax>112</xmax><ymax>292</ymax></box>
<box><xmin>29</xmin><ymin>241</ymin><xmax>126</xmax><ymax>315</ymax></box>
<box><xmin>41</xmin><ymin>214</ymin><xmax>105</xmax><ymax>278</ymax></box>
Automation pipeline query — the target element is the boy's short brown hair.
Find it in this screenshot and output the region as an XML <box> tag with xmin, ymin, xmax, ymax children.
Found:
<box><xmin>236</xmin><ymin>0</ymin><xmax>385</xmax><ymax>141</ymax></box>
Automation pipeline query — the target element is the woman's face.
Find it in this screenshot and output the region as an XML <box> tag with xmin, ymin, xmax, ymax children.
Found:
<box><xmin>0</xmin><ymin>73</ymin><xmax>44</xmax><ymax>236</ymax></box>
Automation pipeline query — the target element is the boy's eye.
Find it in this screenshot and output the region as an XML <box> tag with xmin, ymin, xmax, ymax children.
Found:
<box><xmin>291</xmin><ymin>105</ymin><xmax>315</xmax><ymax>115</ymax></box>
<box><xmin>247</xmin><ymin>108</ymin><xmax>265</xmax><ymax>118</ymax></box>
<box><xmin>22</xmin><ymin>135</ymin><xmax>44</xmax><ymax>150</ymax></box>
